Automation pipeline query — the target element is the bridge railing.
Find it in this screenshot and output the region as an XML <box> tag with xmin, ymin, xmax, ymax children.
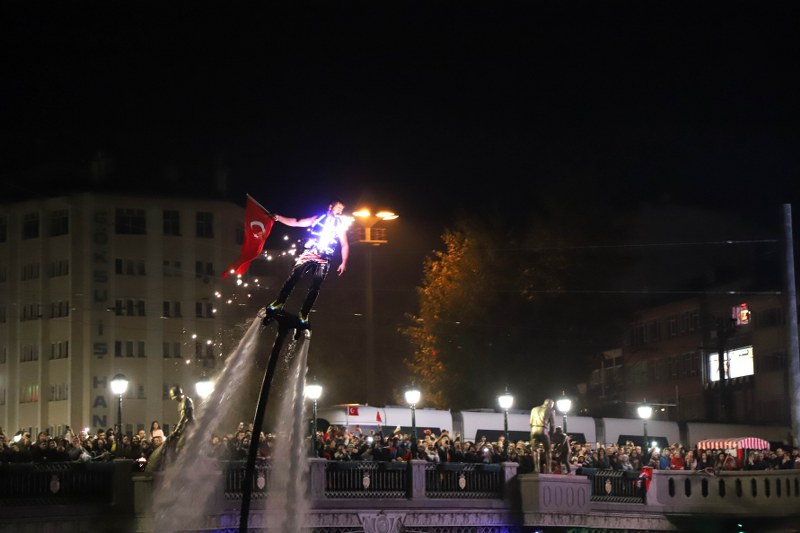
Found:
<box><xmin>579</xmin><ymin>467</ymin><xmax>647</xmax><ymax>504</ymax></box>
<box><xmin>0</xmin><ymin>461</ymin><xmax>116</xmax><ymax>506</ymax></box>
<box><xmin>647</xmin><ymin>469</ymin><xmax>800</xmax><ymax>515</ymax></box>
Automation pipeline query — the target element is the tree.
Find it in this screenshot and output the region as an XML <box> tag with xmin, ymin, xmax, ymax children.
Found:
<box><xmin>402</xmin><ymin>216</ymin><xmax>567</xmax><ymax>409</ymax></box>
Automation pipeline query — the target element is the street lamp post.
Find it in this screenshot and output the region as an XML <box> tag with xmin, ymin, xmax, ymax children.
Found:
<box><xmin>556</xmin><ymin>391</ymin><xmax>572</xmax><ymax>434</ymax></box>
<box><xmin>638</xmin><ymin>404</ymin><xmax>653</xmax><ymax>452</ymax></box>
<box><xmin>498</xmin><ymin>388</ymin><xmax>514</xmax><ymax>454</ymax></box>
<box><xmin>110</xmin><ymin>374</ymin><xmax>129</xmax><ymax>436</ymax></box>
<box><xmin>405</xmin><ymin>387</ymin><xmax>421</xmax><ymax>444</ymax></box>
<box><xmin>352</xmin><ymin>208</ymin><xmax>398</xmax><ymax>403</ymax></box>
<box><xmin>305</xmin><ymin>379</ymin><xmax>323</xmax><ymax>457</ymax></box>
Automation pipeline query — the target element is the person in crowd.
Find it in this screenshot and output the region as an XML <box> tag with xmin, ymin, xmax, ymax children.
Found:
<box><xmin>745</xmin><ymin>450</ymin><xmax>764</xmax><ymax>470</ymax></box>
<box><xmin>150</xmin><ymin>420</ymin><xmax>162</xmax><ymax>440</ymax></box>
<box><xmin>629</xmin><ymin>449</ymin><xmax>643</xmax><ymax>470</ymax></box>
<box><xmin>594</xmin><ymin>447</ymin><xmax>610</xmax><ymax>469</ymax></box>
<box><xmin>647</xmin><ymin>450</ymin><xmax>662</xmax><ymax>469</ymax></box>
<box><xmin>669</xmin><ymin>448</ymin><xmax>685</xmax><ymax>470</ymax></box>
<box><xmin>551</xmin><ymin>426</ymin><xmax>571</xmax><ymax>473</ymax></box>
<box><xmin>683</xmin><ymin>450</ymin><xmax>697</xmax><ymax>470</ymax></box>
<box><xmin>66</xmin><ymin>436</ymin><xmax>86</xmax><ymax>462</ymax></box>
<box><xmin>92</xmin><ymin>438</ymin><xmax>114</xmax><ymax>461</ymax></box>
<box><xmin>773</xmin><ymin>448</ymin><xmax>794</xmax><ymax>469</ymax></box>
<box><xmin>695</xmin><ymin>450</ymin><xmax>711</xmax><ymax>470</ymax></box>
<box><xmin>715</xmin><ymin>450</ymin><xmax>738</xmax><ymax>471</ymax></box>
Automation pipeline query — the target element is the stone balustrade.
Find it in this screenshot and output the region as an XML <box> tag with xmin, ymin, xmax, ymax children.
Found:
<box><xmin>2</xmin><ymin>459</ymin><xmax>799</xmax><ymax>532</ymax></box>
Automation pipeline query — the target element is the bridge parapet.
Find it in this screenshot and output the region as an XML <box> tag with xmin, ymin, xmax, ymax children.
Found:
<box><xmin>647</xmin><ymin>469</ymin><xmax>800</xmax><ymax>516</ymax></box>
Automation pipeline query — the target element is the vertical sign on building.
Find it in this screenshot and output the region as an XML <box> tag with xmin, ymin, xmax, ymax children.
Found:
<box><xmin>92</xmin><ymin>210</ymin><xmax>110</xmax><ymax>429</ymax></box>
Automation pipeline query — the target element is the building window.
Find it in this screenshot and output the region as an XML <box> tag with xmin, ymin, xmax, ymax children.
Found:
<box><xmin>20</xmin><ymin>303</ymin><xmax>42</xmax><ymax>321</ymax></box>
<box><xmin>21</xmin><ymin>344</ymin><xmax>40</xmax><ymax>362</ymax></box>
<box><xmin>646</xmin><ymin>320</ymin><xmax>661</xmax><ymax>343</ymax></box>
<box><xmin>115</xmin><ymin>208</ymin><xmax>146</xmax><ymax>235</ymax></box>
<box><xmin>756</xmin><ymin>307</ymin><xmax>785</xmax><ymax>328</ymax></box>
<box><xmin>137</xmin><ymin>341</ymin><xmax>146</xmax><ymax>358</ymax></box>
<box><xmin>0</xmin><ymin>266</ymin><xmax>6</xmax><ymax>282</ymax></box>
<box><xmin>0</xmin><ymin>216</ymin><xmax>6</xmax><ymax>242</ymax></box>
<box><xmin>48</xmin><ymin>259</ymin><xmax>69</xmax><ymax>277</ymax></box>
<box><xmin>163</xmin><ymin>260</ymin><xmax>182</xmax><ymax>277</ymax></box>
<box><xmin>21</xmin><ymin>263</ymin><xmax>41</xmax><ymax>281</ymax></box>
<box><xmin>668</xmin><ymin>315</ymin><xmax>678</xmax><ymax>337</ymax></box>
<box><xmin>163</xmin><ymin>209</ymin><xmax>181</xmax><ymax>236</ymax></box>
<box><xmin>49</xmin><ymin>209</ymin><xmax>69</xmax><ymax>236</ymax></box>
<box><xmin>196</xmin><ymin>212</ymin><xmax>214</xmax><ymax>238</ymax></box>
<box><xmin>20</xmin><ymin>384</ymin><xmax>40</xmax><ymax>403</ymax></box>
<box><xmin>22</xmin><ymin>213</ymin><xmax>40</xmax><ymax>239</ymax></box>
<box><xmin>195</xmin><ymin>261</ymin><xmax>215</xmax><ymax>278</ymax></box>
<box><xmin>115</xmin><ymin>299</ymin><xmax>146</xmax><ymax>316</ymax></box>
<box><xmin>680</xmin><ymin>312</ymin><xmax>689</xmax><ymax>334</ymax></box>
<box><xmin>689</xmin><ymin>310</ymin><xmax>699</xmax><ymax>332</ymax></box>
<box><xmin>50</xmin><ymin>300</ymin><xmax>70</xmax><ymax>318</ymax></box>
<box><xmin>115</xmin><ymin>258</ymin><xmax>146</xmax><ymax>275</ymax></box>
<box><xmin>162</xmin><ymin>301</ymin><xmax>182</xmax><ymax>318</ymax></box>
<box><xmin>163</xmin><ymin>341</ymin><xmax>182</xmax><ymax>359</ymax></box>
<box><xmin>0</xmin><ymin>305</ymin><xmax>5</xmax><ymax>323</ymax></box>
<box><xmin>632</xmin><ymin>323</ymin><xmax>645</xmax><ymax>346</ymax></box>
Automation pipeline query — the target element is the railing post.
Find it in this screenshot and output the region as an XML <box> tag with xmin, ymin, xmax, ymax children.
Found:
<box><xmin>309</xmin><ymin>458</ymin><xmax>327</xmax><ymax>500</ymax></box>
<box><xmin>501</xmin><ymin>461</ymin><xmax>519</xmax><ymax>502</ymax></box>
<box><xmin>111</xmin><ymin>459</ymin><xmax>135</xmax><ymax>512</ymax></box>
<box><xmin>409</xmin><ymin>460</ymin><xmax>427</xmax><ymax>501</ymax></box>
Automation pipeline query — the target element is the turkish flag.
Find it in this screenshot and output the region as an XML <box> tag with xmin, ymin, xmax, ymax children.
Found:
<box><xmin>348</xmin><ymin>406</ymin><xmax>359</xmax><ymax>416</ymax></box>
<box><xmin>376</xmin><ymin>411</ymin><xmax>382</xmax><ymax>423</ymax></box>
<box><xmin>222</xmin><ymin>195</ymin><xmax>274</xmax><ymax>279</ymax></box>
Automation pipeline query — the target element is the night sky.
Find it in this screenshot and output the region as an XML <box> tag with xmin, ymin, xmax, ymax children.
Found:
<box><xmin>4</xmin><ymin>2</ymin><xmax>800</xmax><ymax>407</ymax></box>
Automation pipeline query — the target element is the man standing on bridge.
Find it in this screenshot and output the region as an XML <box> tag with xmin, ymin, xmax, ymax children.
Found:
<box><xmin>530</xmin><ymin>398</ymin><xmax>556</xmax><ymax>473</ymax></box>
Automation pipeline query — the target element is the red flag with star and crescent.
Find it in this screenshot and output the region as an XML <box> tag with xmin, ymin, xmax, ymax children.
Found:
<box><xmin>222</xmin><ymin>195</ymin><xmax>275</xmax><ymax>279</ymax></box>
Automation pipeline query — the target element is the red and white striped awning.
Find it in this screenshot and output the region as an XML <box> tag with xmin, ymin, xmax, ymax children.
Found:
<box><xmin>696</xmin><ymin>437</ymin><xmax>770</xmax><ymax>450</ymax></box>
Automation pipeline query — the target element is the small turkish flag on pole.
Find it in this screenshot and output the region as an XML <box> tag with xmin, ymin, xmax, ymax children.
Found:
<box><xmin>348</xmin><ymin>406</ymin><xmax>359</xmax><ymax>416</ymax></box>
<box><xmin>376</xmin><ymin>411</ymin><xmax>382</xmax><ymax>423</ymax></box>
<box><xmin>222</xmin><ymin>195</ymin><xmax>275</xmax><ymax>279</ymax></box>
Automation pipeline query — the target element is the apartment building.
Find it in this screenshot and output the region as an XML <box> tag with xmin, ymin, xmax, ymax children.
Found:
<box><xmin>588</xmin><ymin>292</ymin><xmax>792</xmax><ymax>425</ymax></box>
<box><xmin>0</xmin><ymin>193</ymin><xmax>257</xmax><ymax>437</ymax></box>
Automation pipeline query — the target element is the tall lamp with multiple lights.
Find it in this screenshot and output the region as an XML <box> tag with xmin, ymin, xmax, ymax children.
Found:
<box><xmin>637</xmin><ymin>404</ymin><xmax>653</xmax><ymax>451</ymax></box>
<box><xmin>556</xmin><ymin>391</ymin><xmax>572</xmax><ymax>434</ymax></box>
<box><xmin>110</xmin><ymin>374</ymin><xmax>129</xmax><ymax>436</ymax></box>
<box><xmin>351</xmin><ymin>208</ymin><xmax>398</xmax><ymax>402</ymax></box>
<box><xmin>498</xmin><ymin>388</ymin><xmax>514</xmax><ymax>453</ymax></box>
<box><xmin>305</xmin><ymin>379</ymin><xmax>323</xmax><ymax>457</ymax></box>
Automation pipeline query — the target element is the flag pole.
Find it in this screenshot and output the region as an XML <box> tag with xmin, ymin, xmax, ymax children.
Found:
<box><xmin>246</xmin><ymin>193</ymin><xmax>274</xmax><ymax>218</ymax></box>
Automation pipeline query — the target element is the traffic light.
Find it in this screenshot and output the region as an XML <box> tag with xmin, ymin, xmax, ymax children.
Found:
<box><xmin>732</xmin><ymin>303</ymin><xmax>751</xmax><ymax>326</ymax></box>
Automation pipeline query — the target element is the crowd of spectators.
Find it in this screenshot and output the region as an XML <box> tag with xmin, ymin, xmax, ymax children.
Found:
<box><xmin>309</xmin><ymin>424</ymin><xmax>800</xmax><ymax>475</ymax></box>
<box><xmin>0</xmin><ymin>424</ymin><xmax>172</xmax><ymax>468</ymax></box>
<box><xmin>3</xmin><ymin>423</ymin><xmax>799</xmax><ymax>476</ymax></box>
